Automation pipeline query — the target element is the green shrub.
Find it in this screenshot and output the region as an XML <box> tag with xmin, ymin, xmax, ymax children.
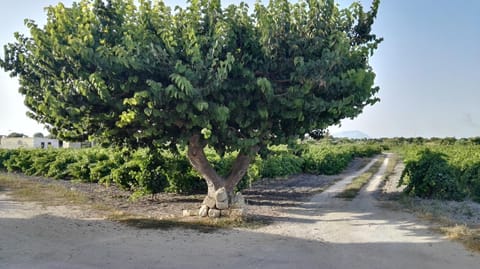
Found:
<box><xmin>3</xmin><ymin>150</ymin><xmax>33</xmax><ymax>174</ymax></box>
<box><xmin>67</xmin><ymin>149</ymin><xmax>110</xmax><ymax>182</ymax></box>
<box><xmin>30</xmin><ymin>150</ymin><xmax>57</xmax><ymax>176</ymax></box>
<box><xmin>46</xmin><ymin>150</ymin><xmax>78</xmax><ymax>179</ymax></box>
<box><xmin>0</xmin><ymin>149</ymin><xmax>16</xmax><ymax>170</ymax></box>
<box><xmin>399</xmin><ymin>149</ymin><xmax>464</xmax><ymax>201</ymax></box>
<box><xmin>163</xmin><ymin>151</ymin><xmax>206</xmax><ymax>194</ymax></box>
<box><xmin>399</xmin><ymin>144</ymin><xmax>480</xmax><ymax>201</ymax></box>
<box><xmin>302</xmin><ymin>146</ymin><xmax>351</xmax><ymax>175</ymax></box>
<box><xmin>460</xmin><ymin>164</ymin><xmax>480</xmax><ymax>202</ymax></box>
<box><xmin>112</xmin><ymin>148</ymin><xmax>168</xmax><ymax>196</ymax></box>
<box><xmin>261</xmin><ymin>153</ymin><xmax>303</xmax><ymax>178</ymax></box>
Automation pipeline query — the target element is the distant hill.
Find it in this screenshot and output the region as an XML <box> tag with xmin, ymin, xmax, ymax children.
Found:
<box><xmin>332</xmin><ymin>130</ymin><xmax>370</xmax><ymax>139</ymax></box>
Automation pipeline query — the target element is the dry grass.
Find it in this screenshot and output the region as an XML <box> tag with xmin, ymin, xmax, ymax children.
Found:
<box><xmin>383</xmin><ymin>154</ymin><xmax>398</xmax><ymax>181</ymax></box>
<box><xmin>439</xmin><ymin>225</ymin><xmax>480</xmax><ymax>253</ymax></box>
<box><xmin>0</xmin><ymin>174</ymin><xmax>89</xmax><ymax>206</ymax></box>
<box><xmin>336</xmin><ymin>157</ymin><xmax>384</xmax><ymax>199</ymax></box>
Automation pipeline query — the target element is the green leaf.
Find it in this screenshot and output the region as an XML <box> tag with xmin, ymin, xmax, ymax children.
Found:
<box><xmin>194</xmin><ymin>100</ymin><xmax>209</xmax><ymax>111</ymax></box>
<box><xmin>201</xmin><ymin>128</ymin><xmax>212</xmax><ymax>139</ymax></box>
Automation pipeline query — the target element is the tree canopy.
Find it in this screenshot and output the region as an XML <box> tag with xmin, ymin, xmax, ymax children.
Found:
<box><xmin>7</xmin><ymin>132</ymin><xmax>27</xmax><ymax>138</ymax></box>
<box><xmin>33</xmin><ymin>132</ymin><xmax>45</xmax><ymax>138</ymax></box>
<box><xmin>1</xmin><ymin>0</ymin><xmax>381</xmax><ymax>152</ymax></box>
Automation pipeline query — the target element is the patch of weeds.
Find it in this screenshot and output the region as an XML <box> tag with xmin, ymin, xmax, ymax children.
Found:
<box><xmin>0</xmin><ymin>174</ymin><xmax>88</xmax><ymax>206</ymax></box>
<box><xmin>440</xmin><ymin>225</ymin><xmax>480</xmax><ymax>253</ymax></box>
<box><xmin>336</xmin><ymin>157</ymin><xmax>384</xmax><ymax>199</ymax></box>
<box><xmin>383</xmin><ymin>154</ymin><xmax>398</xmax><ymax>181</ymax></box>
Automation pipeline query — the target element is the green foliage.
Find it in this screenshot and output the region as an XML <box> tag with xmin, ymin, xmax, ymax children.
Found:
<box><xmin>30</xmin><ymin>150</ymin><xmax>58</xmax><ymax>176</ymax></box>
<box><xmin>0</xmin><ymin>0</ymin><xmax>381</xmax><ymax>155</ymax></box>
<box><xmin>0</xmin><ymin>149</ymin><xmax>15</xmax><ymax>170</ymax></box>
<box><xmin>7</xmin><ymin>132</ymin><xmax>26</xmax><ymax>138</ymax></box>
<box><xmin>111</xmin><ymin>148</ymin><xmax>168</xmax><ymax>196</ymax></box>
<box><xmin>0</xmin><ymin>141</ymin><xmax>381</xmax><ymax>197</ymax></box>
<box><xmin>261</xmin><ymin>153</ymin><xmax>304</xmax><ymax>178</ymax></box>
<box><xmin>399</xmin><ymin>145</ymin><xmax>480</xmax><ymax>202</ymax></box>
<box><xmin>400</xmin><ymin>149</ymin><xmax>464</xmax><ymax>201</ymax></box>
<box><xmin>46</xmin><ymin>150</ymin><xmax>78</xmax><ymax>179</ymax></box>
<box><xmin>3</xmin><ymin>150</ymin><xmax>32</xmax><ymax>173</ymax></box>
<box><xmin>301</xmin><ymin>142</ymin><xmax>381</xmax><ymax>175</ymax></box>
<box><xmin>33</xmin><ymin>132</ymin><xmax>44</xmax><ymax>138</ymax></box>
<box><xmin>162</xmin><ymin>151</ymin><xmax>206</xmax><ymax>195</ymax></box>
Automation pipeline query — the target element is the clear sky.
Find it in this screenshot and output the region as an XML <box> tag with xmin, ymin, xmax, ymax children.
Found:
<box><xmin>1</xmin><ymin>0</ymin><xmax>479</xmax><ymax>138</ymax></box>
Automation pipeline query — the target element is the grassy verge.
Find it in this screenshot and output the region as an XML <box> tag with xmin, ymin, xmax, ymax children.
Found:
<box><xmin>440</xmin><ymin>225</ymin><xmax>480</xmax><ymax>253</ymax></box>
<box><xmin>336</xmin><ymin>157</ymin><xmax>384</xmax><ymax>199</ymax></box>
<box><xmin>383</xmin><ymin>154</ymin><xmax>398</xmax><ymax>181</ymax></box>
<box><xmin>0</xmin><ymin>174</ymin><xmax>89</xmax><ymax>206</ymax></box>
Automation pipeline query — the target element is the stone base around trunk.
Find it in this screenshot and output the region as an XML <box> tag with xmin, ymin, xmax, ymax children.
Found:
<box><xmin>198</xmin><ymin>191</ymin><xmax>247</xmax><ymax>218</ymax></box>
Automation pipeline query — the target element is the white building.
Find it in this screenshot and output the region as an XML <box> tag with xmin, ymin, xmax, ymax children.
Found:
<box><xmin>0</xmin><ymin>137</ymin><xmax>60</xmax><ymax>149</ymax></box>
<box><xmin>63</xmin><ymin>142</ymin><xmax>83</xmax><ymax>149</ymax></box>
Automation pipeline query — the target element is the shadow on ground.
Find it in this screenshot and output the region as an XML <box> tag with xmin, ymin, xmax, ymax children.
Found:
<box><xmin>0</xmin><ymin>212</ymin><xmax>478</xmax><ymax>269</ymax></box>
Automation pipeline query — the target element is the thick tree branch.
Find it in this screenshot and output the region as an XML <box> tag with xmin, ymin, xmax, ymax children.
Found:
<box><xmin>187</xmin><ymin>134</ymin><xmax>225</xmax><ymax>197</ymax></box>
<box><xmin>225</xmin><ymin>145</ymin><xmax>260</xmax><ymax>192</ymax></box>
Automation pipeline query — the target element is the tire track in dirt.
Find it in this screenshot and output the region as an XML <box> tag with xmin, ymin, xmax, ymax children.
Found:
<box><xmin>256</xmin><ymin>154</ymin><xmax>479</xmax><ymax>269</ymax></box>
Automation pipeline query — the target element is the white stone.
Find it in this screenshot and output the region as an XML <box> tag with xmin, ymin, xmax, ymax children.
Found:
<box><xmin>220</xmin><ymin>210</ymin><xmax>231</xmax><ymax>217</ymax></box>
<box><xmin>199</xmin><ymin>205</ymin><xmax>209</xmax><ymax>217</ymax></box>
<box><xmin>232</xmin><ymin>192</ymin><xmax>246</xmax><ymax>208</ymax></box>
<box><xmin>208</xmin><ymin>209</ymin><xmax>221</xmax><ymax>218</ymax></box>
<box><xmin>215</xmin><ymin>187</ymin><xmax>228</xmax><ymax>202</ymax></box>
<box><xmin>182</xmin><ymin>209</ymin><xmax>196</xmax><ymax>217</ymax></box>
<box><xmin>216</xmin><ymin>200</ymin><xmax>229</xmax><ymax>210</ymax></box>
<box><xmin>202</xmin><ymin>196</ymin><xmax>216</xmax><ymax>208</ymax></box>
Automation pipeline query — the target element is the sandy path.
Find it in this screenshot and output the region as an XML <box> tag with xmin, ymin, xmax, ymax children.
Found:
<box><xmin>1</xmin><ymin>154</ymin><xmax>479</xmax><ymax>269</ymax></box>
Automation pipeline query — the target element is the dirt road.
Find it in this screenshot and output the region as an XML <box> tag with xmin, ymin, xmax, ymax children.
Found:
<box><xmin>1</xmin><ymin>155</ymin><xmax>478</xmax><ymax>269</ymax></box>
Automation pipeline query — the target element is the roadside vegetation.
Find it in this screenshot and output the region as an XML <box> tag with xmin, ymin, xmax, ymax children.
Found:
<box><xmin>0</xmin><ymin>173</ymin><xmax>88</xmax><ymax>206</ymax></box>
<box><xmin>0</xmin><ymin>140</ymin><xmax>382</xmax><ymax>198</ymax></box>
<box><xmin>397</xmin><ymin>143</ymin><xmax>480</xmax><ymax>202</ymax></box>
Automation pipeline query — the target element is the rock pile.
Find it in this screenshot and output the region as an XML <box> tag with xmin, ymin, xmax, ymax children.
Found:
<box><xmin>197</xmin><ymin>187</ymin><xmax>246</xmax><ymax>218</ymax></box>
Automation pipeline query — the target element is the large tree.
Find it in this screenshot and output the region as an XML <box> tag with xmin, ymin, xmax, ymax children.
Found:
<box><xmin>1</xmin><ymin>0</ymin><xmax>381</xmax><ymax>207</ymax></box>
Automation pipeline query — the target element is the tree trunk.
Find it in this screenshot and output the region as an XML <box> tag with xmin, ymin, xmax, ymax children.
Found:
<box><xmin>187</xmin><ymin>134</ymin><xmax>259</xmax><ymax>215</ymax></box>
<box><xmin>225</xmin><ymin>145</ymin><xmax>260</xmax><ymax>193</ymax></box>
<box><xmin>187</xmin><ymin>134</ymin><xmax>224</xmax><ymax>198</ymax></box>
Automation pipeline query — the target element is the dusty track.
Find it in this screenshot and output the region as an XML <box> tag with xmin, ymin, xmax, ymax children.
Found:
<box><xmin>1</xmin><ymin>154</ymin><xmax>478</xmax><ymax>269</ymax></box>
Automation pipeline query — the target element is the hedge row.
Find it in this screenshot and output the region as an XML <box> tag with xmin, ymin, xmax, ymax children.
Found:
<box><xmin>399</xmin><ymin>145</ymin><xmax>480</xmax><ymax>202</ymax></box>
<box><xmin>0</xmin><ymin>142</ymin><xmax>381</xmax><ymax>197</ymax></box>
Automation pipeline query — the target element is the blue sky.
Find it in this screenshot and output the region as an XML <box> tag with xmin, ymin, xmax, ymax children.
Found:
<box><xmin>1</xmin><ymin>0</ymin><xmax>479</xmax><ymax>138</ymax></box>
